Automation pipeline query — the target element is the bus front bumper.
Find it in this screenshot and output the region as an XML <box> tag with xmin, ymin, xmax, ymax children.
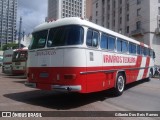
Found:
<box><xmin>25</xmin><ymin>82</ymin><xmax>81</xmax><ymax>92</ymax></box>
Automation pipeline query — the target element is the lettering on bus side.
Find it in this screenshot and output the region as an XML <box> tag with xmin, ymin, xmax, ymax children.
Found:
<box><xmin>35</xmin><ymin>50</ymin><xmax>56</xmax><ymax>56</ymax></box>
<box><xmin>103</xmin><ymin>55</ymin><xmax>136</xmax><ymax>63</ymax></box>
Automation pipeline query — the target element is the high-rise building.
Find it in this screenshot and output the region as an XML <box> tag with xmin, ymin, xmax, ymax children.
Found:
<box><xmin>92</xmin><ymin>0</ymin><xmax>160</xmax><ymax>66</ymax></box>
<box><xmin>0</xmin><ymin>0</ymin><xmax>17</xmax><ymax>47</ymax></box>
<box><xmin>86</xmin><ymin>0</ymin><xmax>92</xmax><ymax>21</ymax></box>
<box><xmin>47</xmin><ymin>0</ymin><xmax>86</xmax><ymax>20</ymax></box>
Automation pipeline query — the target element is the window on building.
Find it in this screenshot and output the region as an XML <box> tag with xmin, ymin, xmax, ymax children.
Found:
<box><xmin>96</xmin><ymin>3</ymin><xmax>98</xmax><ymax>8</ymax></box>
<box><xmin>137</xmin><ymin>0</ymin><xmax>141</xmax><ymax>4</ymax></box>
<box><xmin>137</xmin><ymin>8</ymin><xmax>141</xmax><ymax>16</ymax></box>
<box><xmin>120</xmin><ymin>8</ymin><xmax>122</xmax><ymax>14</ymax></box>
<box><xmin>136</xmin><ymin>21</ymin><xmax>141</xmax><ymax>30</ymax></box>
<box><xmin>96</xmin><ymin>11</ymin><xmax>98</xmax><ymax>16</ymax></box>
<box><xmin>126</xmin><ymin>26</ymin><xmax>129</xmax><ymax>33</ymax></box>
<box><xmin>120</xmin><ymin>17</ymin><xmax>122</xmax><ymax>24</ymax></box>
<box><xmin>159</xmin><ymin>7</ymin><xmax>160</xmax><ymax>15</ymax></box>
<box><xmin>127</xmin><ymin>14</ymin><xmax>129</xmax><ymax>21</ymax></box>
<box><xmin>159</xmin><ymin>0</ymin><xmax>160</xmax><ymax>3</ymax></box>
<box><xmin>120</xmin><ymin>0</ymin><xmax>122</xmax><ymax>4</ymax></box>
<box><xmin>126</xmin><ymin>3</ymin><xmax>129</xmax><ymax>11</ymax></box>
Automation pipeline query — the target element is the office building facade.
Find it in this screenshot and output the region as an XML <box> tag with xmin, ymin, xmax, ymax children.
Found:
<box><xmin>92</xmin><ymin>0</ymin><xmax>160</xmax><ymax>66</ymax></box>
<box><xmin>0</xmin><ymin>0</ymin><xmax>17</xmax><ymax>47</ymax></box>
<box><xmin>48</xmin><ymin>0</ymin><xmax>86</xmax><ymax>20</ymax></box>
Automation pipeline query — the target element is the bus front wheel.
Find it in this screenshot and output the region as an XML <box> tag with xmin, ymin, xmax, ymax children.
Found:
<box><xmin>114</xmin><ymin>73</ymin><xmax>125</xmax><ymax>96</ymax></box>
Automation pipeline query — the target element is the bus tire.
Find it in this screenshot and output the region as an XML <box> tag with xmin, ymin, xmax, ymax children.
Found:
<box><xmin>146</xmin><ymin>70</ymin><xmax>152</xmax><ymax>82</ymax></box>
<box><xmin>114</xmin><ymin>73</ymin><xmax>125</xmax><ymax>96</ymax></box>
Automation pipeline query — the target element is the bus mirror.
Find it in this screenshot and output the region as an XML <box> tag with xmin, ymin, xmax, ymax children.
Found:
<box><xmin>47</xmin><ymin>40</ymin><xmax>52</xmax><ymax>47</ymax></box>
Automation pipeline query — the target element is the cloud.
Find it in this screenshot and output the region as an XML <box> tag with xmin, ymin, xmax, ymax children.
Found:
<box><xmin>17</xmin><ymin>0</ymin><xmax>47</xmax><ymax>34</ymax></box>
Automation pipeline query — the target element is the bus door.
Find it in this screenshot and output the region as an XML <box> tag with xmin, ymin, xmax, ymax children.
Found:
<box><xmin>86</xmin><ymin>29</ymin><xmax>104</xmax><ymax>92</ymax></box>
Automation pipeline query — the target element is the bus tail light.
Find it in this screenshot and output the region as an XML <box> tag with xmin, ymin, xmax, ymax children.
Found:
<box><xmin>64</xmin><ymin>74</ymin><xmax>76</xmax><ymax>80</ymax></box>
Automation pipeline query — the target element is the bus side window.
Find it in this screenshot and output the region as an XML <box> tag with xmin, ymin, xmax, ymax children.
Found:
<box><xmin>108</xmin><ymin>36</ymin><xmax>115</xmax><ymax>50</ymax></box>
<box><xmin>129</xmin><ymin>42</ymin><xmax>136</xmax><ymax>54</ymax></box>
<box><xmin>100</xmin><ymin>33</ymin><xmax>108</xmax><ymax>49</ymax></box>
<box><xmin>137</xmin><ymin>45</ymin><xmax>140</xmax><ymax>55</ymax></box>
<box><xmin>86</xmin><ymin>29</ymin><xmax>99</xmax><ymax>47</ymax></box>
<box><xmin>140</xmin><ymin>46</ymin><xmax>144</xmax><ymax>55</ymax></box>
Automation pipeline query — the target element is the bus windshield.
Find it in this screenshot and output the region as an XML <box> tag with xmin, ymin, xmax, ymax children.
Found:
<box><xmin>12</xmin><ymin>51</ymin><xmax>28</xmax><ymax>62</ymax></box>
<box><xmin>30</xmin><ymin>25</ymin><xmax>83</xmax><ymax>50</ymax></box>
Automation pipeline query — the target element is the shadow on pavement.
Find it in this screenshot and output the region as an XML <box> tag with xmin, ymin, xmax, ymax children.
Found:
<box><xmin>3</xmin><ymin>79</ymin><xmax>149</xmax><ymax>110</ymax></box>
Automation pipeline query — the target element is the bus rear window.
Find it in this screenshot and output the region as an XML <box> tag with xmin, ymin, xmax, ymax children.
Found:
<box><xmin>47</xmin><ymin>25</ymin><xmax>83</xmax><ymax>47</ymax></box>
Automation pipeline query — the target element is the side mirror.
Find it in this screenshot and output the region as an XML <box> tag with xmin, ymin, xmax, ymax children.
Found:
<box><xmin>47</xmin><ymin>40</ymin><xmax>52</xmax><ymax>47</ymax></box>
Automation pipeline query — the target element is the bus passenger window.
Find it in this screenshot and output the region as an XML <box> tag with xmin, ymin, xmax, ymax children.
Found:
<box><xmin>86</xmin><ymin>30</ymin><xmax>93</xmax><ymax>46</ymax></box>
<box><xmin>86</xmin><ymin>29</ymin><xmax>99</xmax><ymax>47</ymax></box>
<box><xmin>117</xmin><ymin>39</ymin><xmax>122</xmax><ymax>52</ymax></box>
<box><xmin>140</xmin><ymin>46</ymin><xmax>144</xmax><ymax>55</ymax></box>
<box><xmin>108</xmin><ymin>36</ymin><xmax>115</xmax><ymax>50</ymax></box>
<box><xmin>100</xmin><ymin>33</ymin><xmax>108</xmax><ymax>49</ymax></box>
<box><xmin>143</xmin><ymin>47</ymin><xmax>147</xmax><ymax>56</ymax></box>
<box><xmin>122</xmin><ymin>41</ymin><xmax>128</xmax><ymax>53</ymax></box>
<box><xmin>129</xmin><ymin>42</ymin><xmax>136</xmax><ymax>54</ymax></box>
<box><xmin>137</xmin><ymin>45</ymin><xmax>140</xmax><ymax>55</ymax></box>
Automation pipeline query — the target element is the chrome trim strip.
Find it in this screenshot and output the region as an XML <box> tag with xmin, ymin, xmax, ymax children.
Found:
<box><xmin>51</xmin><ymin>85</ymin><xmax>81</xmax><ymax>92</ymax></box>
<box><xmin>25</xmin><ymin>82</ymin><xmax>36</xmax><ymax>88</ymax></box>
<box><xmin>80</xmin><ymin>67</ymin><xmax>150</xmax><ymax>75</ymax></box>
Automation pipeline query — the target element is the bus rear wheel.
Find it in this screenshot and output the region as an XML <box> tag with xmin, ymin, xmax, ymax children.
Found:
<box><xmin>114</xmin><ymin>73</ymin><xmax>125</xmax><ymax>96</ymax></box>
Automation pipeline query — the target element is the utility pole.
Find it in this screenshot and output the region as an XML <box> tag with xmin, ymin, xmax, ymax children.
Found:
<box><xmin>18</xmin><ymin>17</ymin><xmax>22</xmax><ymax>48</ymax></box>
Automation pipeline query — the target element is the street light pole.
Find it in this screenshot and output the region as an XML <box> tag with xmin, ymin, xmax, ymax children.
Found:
<box><xmin>18</xmin><ymin>17</ymin><xmax>22</xmax><ymax>48</ymax></box>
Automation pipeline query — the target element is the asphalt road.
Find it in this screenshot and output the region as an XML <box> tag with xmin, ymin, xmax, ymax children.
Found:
<box><xmin>0</xmin><ymin>68</ymin><xmax>160</xmax><ymax>120</ymax></box>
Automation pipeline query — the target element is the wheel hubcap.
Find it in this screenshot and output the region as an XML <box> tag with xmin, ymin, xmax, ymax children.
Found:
<box><xmin>118</xmin><ymin>76</ymin><xmax>124</xmax><ymax>92</ymax></box>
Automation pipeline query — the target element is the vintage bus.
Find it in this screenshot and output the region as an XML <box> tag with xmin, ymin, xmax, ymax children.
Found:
<box><xmin>3</xmin><ymin>49</ymin><xmax>14</xmax><ymax>74</ymax></box>
<box><xmin>25</xmin><ymin>17</ymin><xmax>155</xmax><ymax>95</ymax></box>
<box><xmin>12</xmin><ymin>47</ymin><xmax>28</xmax><ymax>75</ymax></box>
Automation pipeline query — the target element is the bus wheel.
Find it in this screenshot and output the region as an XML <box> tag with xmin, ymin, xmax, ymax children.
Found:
<box><xmin>115</xmin><ymin>73</ymin><xmax>125</xmax><ymax>96</ymax></box>
<box><xmin>146</xmin><ymin>70</ymin><xmax>152</xmax><ymax>82</ymax></box>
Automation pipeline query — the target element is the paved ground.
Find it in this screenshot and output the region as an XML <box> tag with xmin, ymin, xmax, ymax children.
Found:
<box><xmin>0</xmin><ymin>68</ymin><xmax>160</xmax><ymax>120</ymax></box>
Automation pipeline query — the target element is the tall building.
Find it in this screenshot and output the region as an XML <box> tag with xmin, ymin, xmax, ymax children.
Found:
<box><xmin>86</xmin><ymin>0</ymin><xmax>93</xmax><ymax>21</ymax></box>
<box><xmin>92</xmin><ymin>0</ymin><xmax>160</xmax><ymax>66</ymax></box>
<box><xmin>48</xmin><ymin>0</ymin><xmax>86</xmax><ymax>20</ymax></box>
<box><xmin>0</xmin><ymin>0</ymin><xmax>17</xmax><ymax>47</ymax></box>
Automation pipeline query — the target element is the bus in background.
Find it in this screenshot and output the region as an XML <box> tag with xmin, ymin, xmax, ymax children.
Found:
<box><xmin>0</xmin><ymin>55</ymin><xmax>3</xmax><ymax>67</ymax></box>
<box><xmin>25</xmin><ymin>17</ymin><xmax>155</xmax><ymax>96</ymax></box>
<box><xmin>3</xmin><ymin>49</ymin><xmax>14</xmax><ymax>74</ymax></box>
<box><xmin>12</xmin><ymin>47</ymin><xmax>28</xmax><ymax>75</ymax></box>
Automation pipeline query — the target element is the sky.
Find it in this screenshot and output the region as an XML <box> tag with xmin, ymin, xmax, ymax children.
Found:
<box><xmin>17</xmin><ymin>0</ymin><xmax>48</xmax><ymax>35</ymax></box>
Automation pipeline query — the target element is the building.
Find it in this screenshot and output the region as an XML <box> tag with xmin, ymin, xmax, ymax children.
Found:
<box><xmin>92</xmin><ymin>0</ymin><xmax>160</xmax><ymax>66</ymax></box>
<box><xmin>48</xmin><ymin>0</ymin><xmax>86</xmax><ymax>20</ymax></box>
<box><xmin>86</xmin><ymin>0</ymin><xmax>93</xmax><ymax>21</ymax></box>
<box><xmin>0</xmin><ymin>0</ymin><xmax>17</xmax><ymax>47</ymax></box>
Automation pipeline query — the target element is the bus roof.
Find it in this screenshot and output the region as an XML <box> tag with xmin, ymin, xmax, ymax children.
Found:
<box><xmin>33</xmin><ymin>17</ymin><xmax>150</xmax><ymax>48</ymax></box>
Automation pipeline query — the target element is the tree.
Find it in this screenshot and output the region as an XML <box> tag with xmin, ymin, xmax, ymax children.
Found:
<box><xmin>2</xmin><ymin>43</ymin><xmax>19</xmax><ymax>51</ymax></box>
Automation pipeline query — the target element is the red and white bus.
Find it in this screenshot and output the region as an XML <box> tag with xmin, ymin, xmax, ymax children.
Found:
<box><xmin>3</xmin><ymin>49</ymin><xmax>14</xmax><ymax>74</ymax></box>
<box><xmin>12</xmin><ymin>47</ymin><xmax>28</xmax><ymax>75</ymax></box>
<box><xmin>25</xmin><ymin>17</ymin><xmax>155</xmax><ymax>95</ymax></box>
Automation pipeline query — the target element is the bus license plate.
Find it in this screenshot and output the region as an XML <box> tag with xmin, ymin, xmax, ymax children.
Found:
<box><xmin>39</xmin><ymin>73</ymin><xmax>49</xmax><ymax>78</ymax></box>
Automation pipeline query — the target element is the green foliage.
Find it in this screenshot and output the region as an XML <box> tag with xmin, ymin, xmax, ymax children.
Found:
<box><xmin>2</xmin><ymin>43</ymin><xmax>19</xmax><ymax>51</ymax></box>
